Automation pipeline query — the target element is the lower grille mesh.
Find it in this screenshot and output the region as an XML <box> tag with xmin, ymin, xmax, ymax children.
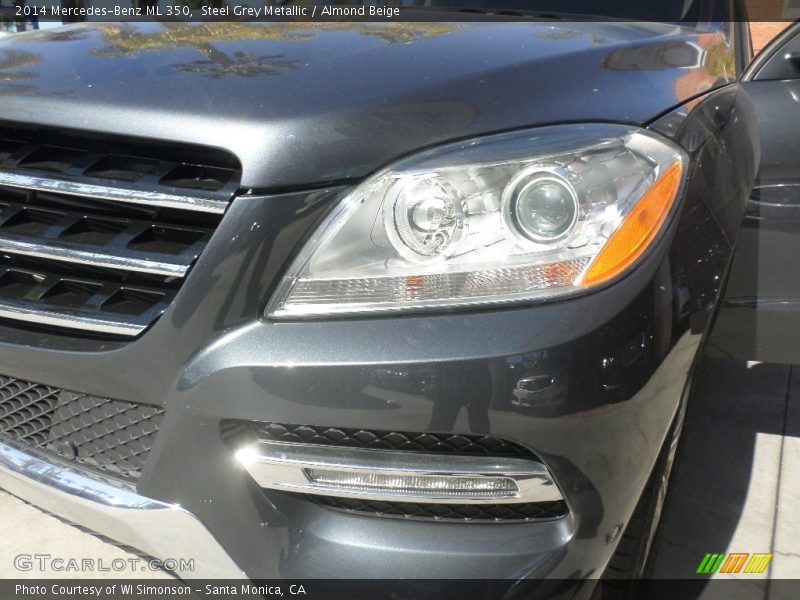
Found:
<box><xmin>0</xmin><ymin>378</ymin><xmax>59</xmax><ymax>447</ymax></box>
<box><xmin>0</xmin><ymin>374</ymin><xmax>163</xmax><ymax>481</ymax></box>
<box><xmin>309</xmin><ymin>496</ymin><xmax>568</xmax><ymax>522</ymax></box>
<box><xmin>242</xmin><ymin>421</ymin><xmax>534</xmax><ymax>457</ymax></box>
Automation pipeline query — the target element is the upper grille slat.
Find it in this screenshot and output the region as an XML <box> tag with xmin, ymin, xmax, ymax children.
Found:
<box><xmin>0</xmin><ymin>171</ymin><xmax>231</xmax><ymax>215</ymax></box>
<box><xmin>0</xmin><ymin>296</ymin><xmax>164</xmax><ymax>336</ymax></box>
<box><xmin>0</xmin><ymin>234</ymin><xmax>195</xmax><ymax>277</ymax></box>
<box><xmin>0</xmin><ymin>126</ymin><xmax>240</xmax><ymax>337</ymax></box>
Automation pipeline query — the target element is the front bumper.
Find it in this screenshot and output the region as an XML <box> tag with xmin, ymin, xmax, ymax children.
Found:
<box><xmin>0</xmin><ymin>436</ymin><xmax>243</xmax><ymax>579</ymax></box>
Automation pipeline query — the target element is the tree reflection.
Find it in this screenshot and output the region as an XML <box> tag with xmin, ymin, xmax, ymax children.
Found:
<box><xmin>90</xmin><ymin>21</ymin><xmax>458</xmax><ymax>57</ymax></box>
<box><xmin>534</xmin><ymin>27</ymin><xmax>608</xmax><ymax>45</ymax></box>
<box><xmin>90</xmin><ymin>22</ymin><xmax>315</xmax><ymax>59</ymax></box>
<box><xmin>86</xmin><ymin>21</ymin><xmax>458</xmax><ymax>78</ymax></box>
<box><xmin>0</xmin><ymin>48</ymin><xmax>41</xmax><ymax>81</ymax></box>
<box><xmin>38</xmin><ymin>28</ymin><xmax>92</xmax><ymax>42</ymax></box>
<box><xmin>0</xmin><ymin>46</ymin><xmax>70</xmax><ymax>96</ymax></box>
<box><xmin>174</xmin><ymin>50</ymin><xmax>299</xmax><ymax>78</ymax></box>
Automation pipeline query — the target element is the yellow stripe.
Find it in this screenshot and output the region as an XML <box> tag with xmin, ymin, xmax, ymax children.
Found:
<box><xmin>756</xmin><ymin>553</ymin><xmax>773</xmax><ymax>574</ymax></box>
<box><xmin>744</xmin><ymin>554</ymin><xmax>760</xmax><ymax>573</ymax></box>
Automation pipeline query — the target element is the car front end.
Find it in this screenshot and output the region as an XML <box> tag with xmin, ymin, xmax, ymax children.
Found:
<box><xmin>0</xmin><ymin>10</ymin><xmax>758</xmax><ymax>598</ymax></box>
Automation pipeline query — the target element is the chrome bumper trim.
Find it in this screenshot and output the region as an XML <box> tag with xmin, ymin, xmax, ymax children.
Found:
<box><xmin>236</xmin><ymin>440</ymin><xmax>564</xmax><ymax>504</ymax></box>
<box><xmin>0</xmin><ymin>437</ymin><xmax>244</xmax><ymax>579</ymax></box>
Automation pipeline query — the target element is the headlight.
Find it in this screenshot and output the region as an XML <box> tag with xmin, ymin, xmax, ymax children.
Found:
<box><xmin>268</xmin><ymin>124</ymin><xmax>685</xmax><ymax>319</ymax></box>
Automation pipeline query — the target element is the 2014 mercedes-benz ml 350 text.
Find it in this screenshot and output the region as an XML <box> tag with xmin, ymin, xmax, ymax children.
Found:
<box><xmin>0</xmin><ymin>1</ymin><xmax>767</xmax><ymax>598</ymax></box>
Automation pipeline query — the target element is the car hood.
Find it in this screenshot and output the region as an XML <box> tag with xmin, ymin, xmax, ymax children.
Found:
<box><xmin>0</xmin><ymin>21</ymin><xmax>733</xmax><ymax>189</ymax></box>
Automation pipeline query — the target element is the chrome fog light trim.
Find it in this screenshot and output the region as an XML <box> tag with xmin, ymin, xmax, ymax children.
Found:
<box><xmin>235</xmin><ymin>441</ymin><xmax>563</xmax><ymax>504</ymax></box>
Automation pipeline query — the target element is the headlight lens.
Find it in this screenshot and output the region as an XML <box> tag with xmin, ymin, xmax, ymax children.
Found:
<box><xmin>504</xmin><ymin>170</ymin><xmax>579</xmax><ymax>244</ymax></box>
<box><xmin>268</xmin><ymin>124</ymin><xmax>684</xmax><ymax>319</ymax></box>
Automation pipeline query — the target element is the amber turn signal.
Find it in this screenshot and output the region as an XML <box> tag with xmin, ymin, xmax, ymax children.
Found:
<box><xmin>581</xmin><ymin>161</ymin><xmax>683</xmax><ymax>287</ymax></box>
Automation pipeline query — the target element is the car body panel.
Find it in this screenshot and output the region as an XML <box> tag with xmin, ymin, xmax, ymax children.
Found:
<box><xmin>707</xmin><ymin>22</ymin><xmax>800</xmax><ymax>364</ymax></box>
<box><xmin>0</xmin><ymin>85</ymin><xmax>758</xmax><ymax>585</ymax></box>
<box><xmin>0</xmin><ymin>21</ymin><xmax>735</xmax><ymax>189</ymax></box>
<box><xmin>0</xmin><ymin>12</ymin><xmax>759</xmax><ymax>593</ymax></box>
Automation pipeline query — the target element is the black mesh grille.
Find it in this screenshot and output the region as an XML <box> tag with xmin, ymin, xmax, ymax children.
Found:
<box><xmin>0</xmin><ymin>374</ymin><xmax>163</xmax><ymax>481</ymax></box>
<box><xmin>0</xmin><ymin>122</ymin><xmax>241</xmax><ymax>338</ymax></box>
<box><xmin>0</xmin><ymin>377</ymin><xmax>59</xmax><ymax>447</ymax></box>
<box><xmin>309</xmin><ymin>496</ymin><xmax>568</xmax><ymax>522</ymax></box>
<box><xmin>243</xmin><ymin>421</ymin><xmax>534</xmax><ymax>457</ymax></box>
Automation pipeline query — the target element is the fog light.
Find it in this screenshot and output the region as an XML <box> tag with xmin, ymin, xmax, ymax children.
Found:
<box><xmin>304</xmin><ymin>469</ymin><xmax>519</xmax><ymax>499</ymax></box>
<box><xmin>235</xmin><ymin>440</ymin><xmax>563</xmax><ymax>504</ymax></box>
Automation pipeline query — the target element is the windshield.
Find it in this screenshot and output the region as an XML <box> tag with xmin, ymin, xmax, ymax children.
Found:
<box><xmin>279</xmin><ymin>0</ymin><xmax>723</xmax><ymax>22</ymax></box>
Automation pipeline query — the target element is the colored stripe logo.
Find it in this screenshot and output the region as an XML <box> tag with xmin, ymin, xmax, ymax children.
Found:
<box><xmin>696</xmin><ymin>552</ymin><xmax>772</xmax><ymax>574</ymax></box>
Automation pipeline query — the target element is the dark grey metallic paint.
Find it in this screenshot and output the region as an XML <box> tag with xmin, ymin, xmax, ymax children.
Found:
<box><xmin>0</xmin><ymin>21</ymin><xmax>735</xmax><ymax>189</ymax></box>
<box><xmin>708</xmin><ymin>22</ymin><xmax>800</xmax><ymax>364</ymax></box>
<box><xmin>0</xmin><ymin>13</ymin><xmax>760</xmax><ymax>596</ymax></box>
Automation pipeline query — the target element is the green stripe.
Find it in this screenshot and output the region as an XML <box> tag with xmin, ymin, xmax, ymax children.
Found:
<box><xmin>697</xmin><ymin>553</ymin><xmax>725</xmax><ymax>574</ymax></box>
<box><xmin>696</xmin><ymin>554</ymin><xmax>713</xmax><ymax>574</ymax></box>
<box><xmin>711</xmin><ymin>553</ymin><xmax>727</xmax><ymax>573</ymax></box>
